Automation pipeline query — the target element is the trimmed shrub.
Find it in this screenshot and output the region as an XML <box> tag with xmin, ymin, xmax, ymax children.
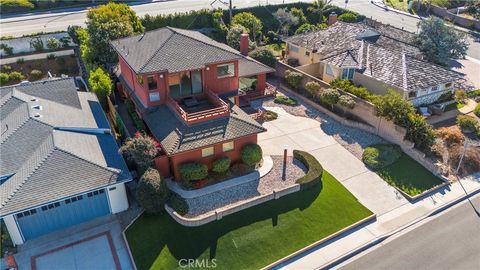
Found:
<box><xmin>16</xmin><ymin>58</ymin><xmax>24</xmax><ymax>64</ymax></box>
<box><xmin>249</xmin><ymin>47</ymin><xmax>276</xmax><ymax>67</ymax></box>
<box><xmin>454</xmin><ymin>89</ymin><xmax>467</xmax><ymax>104</ymax></box>
<box><xmin>0</xmin><ymin>73</ymin><xmax>8</xmax><ymax>85</ymax></box>
<box><xmin>286</xmin><ymin>57</ymin><xmax>299</xmax><ymax>67</ymax></box>
<box><xmin>362</xmin><ymin>144</ymin><xmax>402</xmax><ymax>170</ymax></box>
<box><xmin>338</xmin><ymin>13</ymin><xmax>359</xmax><ymax>23</ymax></box>
<box><xmin>7</xmin><ymin>71</ymin><xmax>24</xmax><ymax>83</ymax></box>
<box><xmin>212</xmin><ymin>157</ymin><xmax>231</xmax><ymax>174</ymax></box>
<box><xmin>29</xmin><ymin>69</ymin><xmax>43</xmax><ymax>80</ymax></box>
<box><xmin>167</xmin><ymin>192</ymin><xmax>189</xmax><ymax>215</ymax></box>
<box><xmin>319</xmin><ymin>88</ymin><xmax>340</xmax><ymax>110</ymax></box>
<box><xmin>136</xmin><ymin>168</ymin><xmax>169</xmax><ymax>214</ymax></box>
<box><xmin>338</xmin><ymin>95</ymin><xmax>356</xmax><ymax>109</ymax></box>
<box><xmin>474</xmin><ymin>104</ymin><xmax>480</xmax><ymax>118</ymax></box>
<box><xmin>436</xmin><ymin>126</ymin><xmax>464</xmax><ymax>145</ymax></box>
<box><xmin>46</xmin><ymin>53</ymin><xmax>55</xmax><ymax>60</ymax></box>
<box><xmin>1</xmin><ymin>65</ymin><xmax>11</xmax><ymax>72</ymax></box>
<box><xmin>456</xmin><ymin>114</ymin><xmax>478</xmax><ymax>132</ymax></box>
<box><xmin>293</xmin><ymin>150</ymin><xmax>323</xmax><ymax>189</ymax></box>
<box><xmin>119</xmin><ymin>133</ymin><xmax>158</xmax><ymax>175</ymax></box>
<box><xmin>264</xmin><ymin>110</ymin><xmax>278</xmax><ymax>121</ymax></box>
<box><xmin>29</xmin><ymin>37</ymin><xmax>44</xmax><ymax>52</ymax></box>
<box><xmin>46</xmin><ymin>37</ymin><xmax>60</xmax><ymax>50</ymax></box>
<box><xmin>0</xmin><ymin>0</ymin><xmax>34</xmax><ymax>14</ymax></box>
<box><xmin>330</xmin><ymin>79</ymin><xmax>375</xmax><ymax>102</ymax></box>
<box><xmin>241</xmin><ymin>144</ymin><xmax>263</xmax><ymax>166</ymax></box>
<box><xmin>305</xmin><ymin>81</ymin><xmax>321</xmax><ymax>97</ymax></box>
<box><xmin>274</xmin><ymin>95</ymin><xmax>298</xmax><ymax>106</ymax></box>
<box><xmin>179</xmin><ymin>162</ymin><xmax>208</xmax><ymax>182</ymax></box>
<box><xmin>285</xmin><ymin>70</ymin><xmax>303</xmax><ymax>89</ymax></box>
<box><xmin>0</xmin><ymin>43</ymin><xmax>13</xmax><ymax>56</ymax></box>
<box><xmin>467</xmin><ymin>89</ymin><xmax>480</xmax><ymax>98</ymax></box>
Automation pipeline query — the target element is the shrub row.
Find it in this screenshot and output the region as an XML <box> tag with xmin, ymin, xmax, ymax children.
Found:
<box><xmin>330</xmin><ymin>79</ymin><xmax>377</xmax><ymax>102</ymax></box>
<box><xmin>293</xmin><ymin>150</ymin><xmax>323</xmax><ymax>189</ymax></box>
<box><xmin>0</xmin><ymin>71</ymin><xmax>25</xmax><ymax>86</ymax></box>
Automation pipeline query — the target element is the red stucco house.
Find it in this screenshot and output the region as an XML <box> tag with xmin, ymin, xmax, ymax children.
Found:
<box><xmin>111</xmin><ymin>27</ymin><xmax>274</xmax><ymax>180</ymax></box>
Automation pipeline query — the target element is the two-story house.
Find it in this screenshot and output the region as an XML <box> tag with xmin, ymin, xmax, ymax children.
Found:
<box><xmin>284</xmin><ymin>17</ymin><xmax>464</xmax><ymax>106</ymax></box>
<box><xmin>111</xmin><ymin>27</ymin><xmax>274</xmax><ymax>180</ymax></box>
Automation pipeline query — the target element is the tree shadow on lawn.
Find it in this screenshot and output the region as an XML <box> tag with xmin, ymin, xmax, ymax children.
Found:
<box><xmin>135</xmin><ymin>181</ymin><xmax>323</xmax><ymax>267</ymax></box>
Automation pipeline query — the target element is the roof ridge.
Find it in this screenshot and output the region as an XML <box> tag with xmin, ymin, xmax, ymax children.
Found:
<box><xmin>0</xmin><ymin>108</ymin><xmax>31</xmax><ymax>144</ymax></box>
<box><xmin>231</xmin><ymin>108</ymin><xmax>266</xmax><ymax>131</ymax></box>
<box><xmin>139</xmin><ymin>29</ymin><xmax>176</xmax><ymax>73</ymax></box>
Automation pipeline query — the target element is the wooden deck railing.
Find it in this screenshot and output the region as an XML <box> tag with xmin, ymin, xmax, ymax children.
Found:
<box><xmin>167</xmin><ymin>89</ymin><xmax>230</xmax><ymax>125</ymax></box>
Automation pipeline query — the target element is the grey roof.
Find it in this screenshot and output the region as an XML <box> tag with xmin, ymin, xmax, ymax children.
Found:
<box><xmin>143</xmin><ymin>105</ymin><xmax>266</xmax><ymax>155</ymax></box>
<box><xmin>111</xmin><ymin>27</ymin><xmax>242</xmax><ymax>74</ymax></box>
<box><xmin>0</xmin><ymin>78</ymin><xmax>131</xmax><ymax>216</ymax></box>
<box><xmin>285</xmin><ymin>21</ymin><xmax>420</xmax><ymax>58</ymax></box>
<box><xmin>111</xmin><ymin>27</ymin><xmax>274</xmax><ymax>76</ymax></box>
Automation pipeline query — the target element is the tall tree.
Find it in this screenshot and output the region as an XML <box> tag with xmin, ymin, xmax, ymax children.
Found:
<box><xmin>86</xmin><ymin>2</ymin><xmax>144</xmax><ymax>65</ymax></box>
<box><xmin>415</xmin><ymin>17</ymin><xmax>468</xmax><ymax>66</ymax></box>
<box><xmin>231</xmin><ymin>12</ymin><xmax>263</xmax><ymax>42</ymax></box>
<box><xmin>307</xmin><ymin>0</ymin><xmax>333</xmax><ymax>24</ymax></box>
<box><xmin>273</xmin><ymin>8</ymin><xmax>300</xmax><ymax>36</ymax></box>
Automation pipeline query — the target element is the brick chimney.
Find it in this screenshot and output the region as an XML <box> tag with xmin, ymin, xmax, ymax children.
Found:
<box><xmin>240</xmin><ymin>33</ymin><xmax>249</xmax><ymax>56</ymax></box>
<box><xmin>328</xmin><ymin>12</ymin><xmax>337</xmax><ymax>26</ymax></box>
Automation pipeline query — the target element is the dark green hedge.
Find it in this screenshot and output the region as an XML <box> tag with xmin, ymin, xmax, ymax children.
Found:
<box><xmin>293</xmin><ymin>150</ymin><xmax>323</xmax><ymax>189</ymax></box>
<box><xmin>241</xmin><ymin>144</ymin><xmax>263</xmax><ymax>166</ymax></box>
<box><xmin>179</xmin><ymin>162</ymin><xmax>208</xmax><ymax>182</ymax></box>
<box><xmin>212</xmin><ymin>157</ymin><xmax>231</xmax><ymax>174</ymax></box>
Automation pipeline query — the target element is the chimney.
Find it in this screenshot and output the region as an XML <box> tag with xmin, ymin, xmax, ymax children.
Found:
<box><xmin>240</xmin><ymin>33</ymin><xmax>249</xmax><ymax>56</ymax></box>
<box><xmin>328</xmin><ymin>12</ymin><xmax>337</xmax><ymax>26</ymax></box>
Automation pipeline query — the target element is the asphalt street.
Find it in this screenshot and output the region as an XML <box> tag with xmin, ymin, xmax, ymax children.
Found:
<box><xmin>338</xmin><ymin>195</ymin><xmax>480</xmax><ymax>270</ymax></box>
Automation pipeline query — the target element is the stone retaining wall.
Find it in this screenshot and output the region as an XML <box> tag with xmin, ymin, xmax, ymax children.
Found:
<box><xmin>430</xmin><ymin>5</ymin><xmax>480</xmax><ymax>31</ymax></box>
<box><xmin>0</xmin><ymin>32</ymin><xmax>74</xmax><ymax>56</ymax></box>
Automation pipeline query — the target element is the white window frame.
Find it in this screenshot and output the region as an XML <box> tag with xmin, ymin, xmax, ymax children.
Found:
<box><xmin>341</xmin><ymin>68</ymin><xmax>355</xmax><ymax>80</ymax></box>
<box><xmin>288</xmin><ymin>43</ymin><xmax>299</xmax><ymax>53</ymax></box>
<box><xmin>217</xmin><ymin>63</ymin><xmax>235</xmax><ymax>78</ymax></box>
<box><xmin>201</xmin><ymin>146</ymin><xmax>214</xmax><ymax>157</ymax></box>
<box><xmin>222</xmin><ymin>141</ymin><xmax>234</xmax><ymax>152</ymax></box>
<box><xmin>325</xmin><ymin>65</ymin><xmax>335</xmax><ymax>76</ymax></box>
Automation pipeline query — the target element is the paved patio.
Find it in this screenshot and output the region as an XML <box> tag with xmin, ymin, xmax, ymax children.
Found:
<box><xmin>258</xmin><ymin>106</ymin><xmax>409</xmax><ymax>215</ymax></box>
<box><xmin>14</xmin><ymin>215</ymin><xmax>133</xmax><ymax>270</ymax></box>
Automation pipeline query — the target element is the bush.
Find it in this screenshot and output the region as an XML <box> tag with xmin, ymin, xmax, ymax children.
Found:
<box><xmin>305</xmin><ymin>81</ymin><xmax>321</xmax><ymax>97</ymax></box>
<box><xmin>475</xmin><ymin>104</ymin><xmax>480</xmax><ymax>118</ymax></box>
<box><xmin>456</xmin><ymin>114</ymin><xmax>478</xmax><ymax>132</ymax></box>
<box><xmin>232</xmin><ymin>12</ymin><xmax>263</xmax><ymax>41</ymax></box>
<box><xmin>286</xmin><ymin>57</ymin><xmax>299</xmax><ymax>67</ymax></box>
<box><xmin>467</xmin><ymin>89</ymin><xmax>480</xmax><ymax>98</ymax></box>
<box><xmin>1</xmin><ymin>65</ymin><xmax>11</xmax><ymax>72</ymax></box>
<box><xmin>338</xmin><ymin>13</ymin><xmax>359</xmax><ymax>23</ymax></box>
<box><xmin>8</xmin><ymin>71</ymin><xmax>24</xmax><ymax>83</ymax></box>
<box><xmin>59</xmin><ymin>36</ymin><xmax>71</xmax><ymax>48</ymax></box>
<box><xmin>212</xmin><ymin>157</ymin><xmax>231</xmax><ymax>174</ymax></box>
<box><xmin>338</xmin><ymin>95</ymin><xmax>356</xmax><ymax>109</ymax></box>
<box><xmin>285</xmin><ymin>70</ymin><xmax>303</xmax><ymax>89</ymax></box>
<box><xmin>0</xmin><ymin>0</ymin><xmax>34</xmax><ymax>14</ymax></box>
<box><xmin>179</xmin><ymin>162</ymin><xmax>208</xmax><ymax>183</ymax></box>
<box><xmin>319</xmin><ymin>88</ymin><xmax>340</xmax><ymax>110</ymax></box>
<box><xmin>331</xmin><ymin>79</ymin><xmax>375</xmax><ymax>102</ymax></box>
<box><xmin>0</xmin><ymin>43</ymin><xmax>13</xmax><ymax>56</ymax></box>
<box><xmin>126</xmin><ymin>100</ymin><xmax>146</xmax><ymax>131</ymax></box>
<box><xmin>167</xmin><ymin>192</ymin><xmax>189</xmax><ymax>215</ymax></box>
<box><xmin>29</xmin><ymin>69</ymin><xmax>43</xmax><ymax>80</ymax></box>
<box><xmin>29</xmin><ymin>37</ymin><xmax>44</xmax><ymax>52</ymax></box>
<box><xmin>436</xmin><ymin>127</ymin><xmax>464</xmax><ymax>145</ymax></box>
<box><xmin>274</xmin><ymin>95</ymin><xmax>298</xmax><ymax>106</ymax></box>
<box><xmin>454</xmin><ymin>90</ymin><xmax>467</xmax><ymax>104</ymax></box>
<box><xmin>241</xmin><ymin>144</ymin><xmax>263</xmax><ymax>166</ymax></box>
<box><xmin>46</xmin><ymin>37</ymin><xmax>60</xmax><ymax>50</ymax></box>
<box><xmin>119</xmin><ymin>133</ymin><xmax>158</xmax><ymax>175</ymax></box>
<box><xmin>293</xmin><ymin>150</ymin><xmax>323</xmax><ymax>189</ymax></box>
<box><xmin>249</xmin><ymin>47</ymin><xmax>276</xmax><ymax>67</ymax></box>
<box><xmin>362</xmin><ymin>144</ymin><xmax>402</xmax><ymax>170</ymax></box>
<box><xmin>46</xmin><ymin>53</ymin><xmax>55</xmax><ymax>60</ymax></box>
<box><xmin>0</xmin><ymin>73</ymin><xmax>8</xmax><ymax>85</ymax></box>
<box><xmin>136</xmin><ymin>168</ymin><xmax>169</xmax><ymax>214</ymax></box>
<box><xmin>265</xmin><ymin>30</ymin><xmax>280</xmax><ymax>44</ymax></box>
<box><xmin>295</xmin><ymin>23</ymin><xmax>319</xmax><ymax>35</ymax></box>
<box><xmin>16</xmin><ymin>58</ymin><xmax>24</xmax><ymax>64</ymax></box>
<box><xmin>264</xmin><ymin>110</ymin><xmax>278</xmax><ymax>121</ymax></box>
<box><xmin>88</xmin><ymin>66</ymin><xmax>112</xmax><ymax>108</ymax></box>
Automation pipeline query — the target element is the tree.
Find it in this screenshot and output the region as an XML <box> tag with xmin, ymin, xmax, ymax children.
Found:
<box><xmin>307</xmin><ymin>0</ymin><xmax>333</xmax><ymax>24</ymax></box>
<box><xmin>290</xmin><ymin>7</ymin><xmax>307</xmax><ymax>25</ymax></box>
<box><xmin>338</xmin><ymin>94</ymin><xmax>356</xmax><ymax>114</ymax></box>
<box><xmin>88</xmin><ymin>67</ymin><xmax>112</xmax><ymax>108</ymax></box>
<box><xmin>249</xmin><ymin>47</ymin><xmax>276</xmax><ymax>67</ymax></box>
<box><xmin>119</xmin><ymin>133</ymin><xmax>158</xmax><ymax>175</ymax></box>
<box><xmin>67</xmin><ymin>25</ymin><xmax>82</xmax><ymax>45</ymax></box>
<box><xmin>46</xmin><ymin>37</ymin><xmax>60</xmax><ymax>50</ymax></box>
<box><xmin>305</xmin><ymin>81</ymin><xmax>321</xmax><ymax>97</ymax></box>
<box><xmin>86</xmin><ymin>2</ymin><xmax>144</xmax><ymax>65</ymax></box>
<box><xmin>295</xmin><ymin>23</ymin><xmax>320</xmax><ymax>35</ymax></box>
<box><xmin>273</xmin><ymin>8</ymin><xmax>299</xmax><ymax>36</ymax></box>
<box><xmin>30</xmin><ymin>37</ymin><xmax>44</xmax><ymax>52</ymax></box>
<box><xmin>415</xmin><ymin>17</ymin><xmax>468</xmax><ymax>66</ymax></box>
<box><xmin>231</xmin><ymin>12</ymin><xmax>262</xmax><ymax>42</ymax></box>
<box><xmin>454</xmin><ymin>90</ymin><xmax>467</xmax><ymax>104</ymax></box>
<box><xmin>319</xmin><ymin>88</ymin><xmax>340</xmax><ymax>110</ymax></box>
<box><xmin>136</xmin><ymin>168</ymin><xmax>169</xmax><ymax>214</ymax></box>
<box><xmin>285</xmin><ymin>70</ymin><xmax>303</xmax><ymax>89</ymax></box>
<box><xmin>226</xmin><ymin>24</ymin><xmax>255</xmax><ymax>51</ymax></box>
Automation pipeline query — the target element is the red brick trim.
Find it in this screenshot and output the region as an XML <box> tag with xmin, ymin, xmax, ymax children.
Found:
<box><xmin>30</xmin><ymin>231</ymin><xmax>121</xmax><ymax>270</ymax></box>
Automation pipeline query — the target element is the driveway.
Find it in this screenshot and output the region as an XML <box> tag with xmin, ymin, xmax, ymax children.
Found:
<box><xmin>14</xmin><ymin>215</ymin><xmax>133</xmax><ymax>270</ymax></box>
<box><xmin>258</xmin><ymin>106</ymin><xmax>409</xmax><ymax>215</ymax></box>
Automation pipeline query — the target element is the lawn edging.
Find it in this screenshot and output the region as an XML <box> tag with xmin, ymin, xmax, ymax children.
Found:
<box><xmin>121</xmin><ymin>209</ymin><xmax>145</xmax><ymax>270</ymax></box>
<box><xmin>261</xmin><ymin>213</ymin><xmax>377</xmax><ymax>270</ymax></box>
<box><xmin>394</xmin><ymin>181</ymin><xmax>450</xmax><ymax>202</ymax></box>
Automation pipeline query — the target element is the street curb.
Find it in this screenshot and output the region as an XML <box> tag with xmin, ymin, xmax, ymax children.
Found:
<box><xmin>262</xmin><ymin>213</ymin><xmax>377</xmax><ymax>270</ymax></box>
<box><xmin>371</xmin><ymin>1</ymin><xmax>422</xmax><ymax>20</ymax></box>
<box><xmin>317</xmin><ymin>184</ymin><xmax>480</xmax><ymax>270</ymax></box>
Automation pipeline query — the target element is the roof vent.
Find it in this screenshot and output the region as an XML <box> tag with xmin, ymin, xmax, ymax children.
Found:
<box><xmin>31</xmin><ymin>97</ymin><xmax>38</xmax><ymax>102</ymax></box>
<box><xmin>32</xmin><ymin>105</ymin><xmax>42</xmax><ymax>110</ymax></box>
<box><xmin>34</xmin><ymin>113</ymin><xmax>41</xmax><ymax>118</ymax></box>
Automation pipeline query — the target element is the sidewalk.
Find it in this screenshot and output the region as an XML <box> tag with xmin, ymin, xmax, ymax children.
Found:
<box><xmin>278</xmin><ymin>174</ymin><xmax>480</xmax><ymax>270</ymax></box>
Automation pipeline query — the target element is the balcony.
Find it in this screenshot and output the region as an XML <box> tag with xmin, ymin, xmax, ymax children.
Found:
<box><xmin>167</xmin><ymin>89</ymin><xmax>230</xmax><ymax>125</ymax></box>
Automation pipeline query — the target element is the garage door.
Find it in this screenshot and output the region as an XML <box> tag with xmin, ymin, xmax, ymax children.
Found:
<box><xmin>16</xmin><ymin>189</ymin><xmax>111</xmax><ymax>241</ymax></box>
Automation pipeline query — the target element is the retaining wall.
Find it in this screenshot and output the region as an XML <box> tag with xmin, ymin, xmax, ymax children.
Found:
<box><xmin>0</xmin><ymin>32</ymin><xmax>74</xmax><ymax>56</ymax></box>
<box><xmin>430</xmin><ymin>5</ymin><xmax>480</xmax><ymax>31</ymax></box>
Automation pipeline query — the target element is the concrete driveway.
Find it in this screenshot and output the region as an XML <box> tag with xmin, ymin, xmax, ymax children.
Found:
<box><xmin>258</xmin><ymin>107</ymin><xmax>409</xmax><ymax>215</ymax></box>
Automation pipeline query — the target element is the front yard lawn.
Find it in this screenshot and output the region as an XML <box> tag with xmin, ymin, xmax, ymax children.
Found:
<box><xmin>444</xmin><ymin>102</ymin><xmax>465</xmax><ymax>112</ymax></box>
<box><xmin>126</xmin><ymin>171</ymin><xmax>372</xmax><ymax>270</ymax></box>
<box><xmin>376</xmin><ymin>153</ymin><xmax>444</xmax><ymax>196</ymax></box>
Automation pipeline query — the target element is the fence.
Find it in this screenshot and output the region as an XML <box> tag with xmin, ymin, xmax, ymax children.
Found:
<box><xmin>430</xmin><ymin>5</ymin><xmax>480</xmax><ymax>31</ymax></box>
<box><xmin>107</xmin><ymin>97</ymin><xmax>129</xmax><ymax>140</ymax></box>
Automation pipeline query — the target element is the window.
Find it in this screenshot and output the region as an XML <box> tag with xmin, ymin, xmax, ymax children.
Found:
<box><xmin>341</xmin><ymin>68</ymin><xmax>355</xmax><ymax>80</ymax></box>
<box><xmin>43</xmin><ymin>202</ymin><xmax>61</xmax><ymax>210</ymax></box>
<box><xmin>217</xmin><ymin>63</ymin><xmax>235</xmax><ymax>78</ymax></box>
<box><xmin>288</xmin><ymin>43</ymin><xmax>299</xmax><ymax>53</ymax></box>
<box><xmin>169</xmin><ymin>70</ymin><xmax>203</xmax><ymax>98</ymax></box>
<box><xmin>325</xmin><ymin>65</ymin><xmax>335</xmax><ymax>76</ymax></box>
<box><xmin>147</xmin><ymin>76</ymin><xmax>157</xmax><ymax>90</ymax></box>
<box><xmin>222</xmin><ymin>141</ymin><xmax>234</xmax><ymax>152</ymax></box>
<box><xmin>408</xmin><ymin>91</ymin><xmax>417</xmax><ymax>98</ymax></box>
<box><xmin>445</xmin><ymin>82</ymin><xmax>452</xmax><ymax>88</ymax></box>
<box><xmin>431</xmin><ymin>86</ymin><xmax>439</xmax><ymax>92</ymax></box>
<box><xmin>149</xmin><ymin>92</ymin><xmax>160</xmax><ymax>102</ymax></box>
<box><xmin>16</xmin><ymin>209</ymin><xmax>37</xmax><ymax>218</ymax></box>
<box><xmin>201</xmin><ymin>146</ymin><xmax>214</xmax><ymax>157</ymax></box>
<box><xmin>305</xmin><ymin>50</ymin><xmax>310</xmax><ymax>56</ymax></box>
<box><xmin>136</xmin><ymin>75</ymin><xmax>144</xmax><ymax>87</ymax></box>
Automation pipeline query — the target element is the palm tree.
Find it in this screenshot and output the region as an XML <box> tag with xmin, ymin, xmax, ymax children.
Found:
<box><xmin>307</xmin><ymin>0</ymin><xmax>334</xmax><ymax>24</ymax></box>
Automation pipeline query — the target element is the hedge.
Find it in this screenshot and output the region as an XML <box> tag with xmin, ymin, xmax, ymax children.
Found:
<box><xmin>179</xmin><ymin>162</ymin><xmax>208</xmax><ymax>183</ymax></box>
<box><xmin>241</xmin><ymin>144</ymin><xmax>263</xmax><ymax>166</ymax></box>
<box><xmin>293</xmin><ymin>150</ymin><xmax>323</xmax><ymax>189</ymax></box>
<box><xmin>212</xmin><ymin>157</ymin><xmax>231</xmax><ymax>174</ymax></box>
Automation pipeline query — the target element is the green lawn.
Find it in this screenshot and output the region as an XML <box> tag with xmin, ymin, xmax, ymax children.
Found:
<box><xmin>377</xmin><ymin>154</ymin><xmax>444</xmax><ymax>196</ymax></box>
<box><xmin>126</xmin><ymin>171</ymin><xmax>372</xmax><ymax>270</ymax></box>
<box><xmin>444</xmin><ymin>102</ymin><xmax>464</xmax><ymax>112</ymax></box>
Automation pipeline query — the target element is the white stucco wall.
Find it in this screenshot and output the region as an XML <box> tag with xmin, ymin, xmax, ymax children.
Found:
<box><xmin>107</xmin><ymin>183</ymin><xmax>129</xmax><ymax>214</ymax></box>
<box><xmin>3</xmin><ymin>215</ymin><xmax>24</xmax><ymax>245</ymax></box>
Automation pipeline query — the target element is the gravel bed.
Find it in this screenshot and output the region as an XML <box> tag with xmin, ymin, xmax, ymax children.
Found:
<box><xmin>251</xmin><ymin>94</ymin><xmax>387</xmax><ymax>159</ymax></box>
<box><xmin>183</xmin><ymin>156</ymin><xmax>306</xmax><ymax>218</ymax></box>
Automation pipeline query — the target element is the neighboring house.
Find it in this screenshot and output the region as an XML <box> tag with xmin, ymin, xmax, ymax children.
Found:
<box><xmin>0</xmin><ymin>78</ymin><xmax>131</xmax><ymax>245</ymax></box>
<box><xmin>284</xmin><ymin>18</ymin><xmax>464</xmax><ymax>106</ymax></box>
<box><xmin>111</xmin><ymin>27</ymin><xmax>274</xmax><ymax>180</ymax></box>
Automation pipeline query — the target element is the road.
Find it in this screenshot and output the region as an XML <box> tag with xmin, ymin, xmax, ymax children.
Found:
<box><xmin>338</xmin><ymin>195</ymin><xmax>480</xmax><ymax>270</ymax></box>
<box><xmin>0</xmin><ymin>0</ymin><xmax>479</xmax><ymax>59</ymax></box>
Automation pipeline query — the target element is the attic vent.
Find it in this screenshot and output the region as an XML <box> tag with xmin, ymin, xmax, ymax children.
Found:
<box><xmin>32</xmin><ymin>105</ymin><xmax>42</xmax><ymax>110</ymax></box>
<box><xmin>34</xmin><ymin>113</ymin><xmax>41</xmax><ymax>118</ymax></box>
<box><xmin>30</xmin><ymin>97</ymin><xmax>38</xmax><ymax>102</ymax></box>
